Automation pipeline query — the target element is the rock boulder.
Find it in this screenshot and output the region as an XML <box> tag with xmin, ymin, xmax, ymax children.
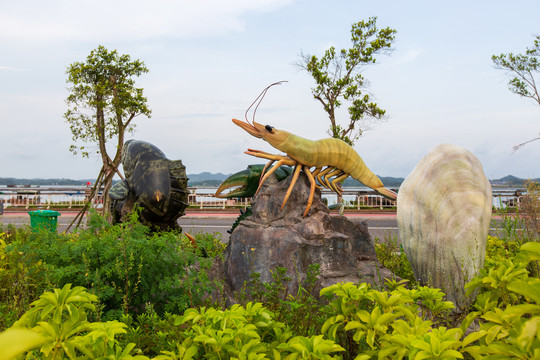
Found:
<box><xmin>222</xmin><ymin>172</ymin><xmax>397</xmax><ymax>299</ymax></box>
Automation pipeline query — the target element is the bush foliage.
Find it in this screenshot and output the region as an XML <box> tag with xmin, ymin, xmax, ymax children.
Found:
<box><xmin>1</xmin><ymin>208</ymin><xmax>539</xmax><ymax>359</ymax></box>
<box><xmin>0</xmin><ymin>210</ymin><xmax>223</xmax><ymax>323</ymax></box>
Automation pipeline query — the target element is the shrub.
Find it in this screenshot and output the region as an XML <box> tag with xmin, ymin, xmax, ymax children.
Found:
<box><xmin>8</xmin><ymin>283</ymin><xmax>147</xmax><ymax>359</ymax></box>
<box><xmin>4</xmin><ymin>190</ymin><xmax>540</xmax><ymax>358</ymax></box>
<box><xmin>2</xmin><ymin>210</ymin><xmax>224</xmax><ymax>324</ymax></box>
<box><xmin>4</xmin><ymin>242</ymin><xmax>540</xmax><ymax>359</ymax></box>
<box><xmin>0</xmin><ymin>226</ymin><xmax>52</xmax><ymax>329</ymax></box>
<box><xmin>374</xmin><ymin>236</ymin><xmax>416</xmax><ymax>285</ymax></box>
<box><xmin>520</xmin><ymin>180</ymin><xmax>540</xmax><ymax>240</ymax></box>
<box><xmin>236</xmin><ymin>264</ymin><xmax>333</xmax><ymax>338</ymax></box>
<box><xmin>5</xmin><ymin>285</ymin><xmax>347</xmax><ymax>359</ymax></box>
<box><xmin>461</xmin><ymin>241</ymin><xmax>540</xmax><ymax>359</ymax></box>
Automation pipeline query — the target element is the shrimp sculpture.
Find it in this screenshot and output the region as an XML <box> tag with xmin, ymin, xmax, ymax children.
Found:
<box><xmin>233</xmin><ymin>118</ymin><xmax>398</xmax><ymax>217</ymax></box>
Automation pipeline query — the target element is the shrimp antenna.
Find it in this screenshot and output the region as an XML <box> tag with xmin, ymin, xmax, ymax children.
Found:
<box><xmin>244</xmin><ymin>81</ymin><xmax>288</xmax><ymax>125</ymax></box>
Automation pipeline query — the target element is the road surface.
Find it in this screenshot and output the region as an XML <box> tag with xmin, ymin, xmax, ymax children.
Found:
<box><xmin>0</xmin><ymin>210</ymin><xmax>508</xmax><ymax>243</ymax></box>
<box><xmin>178</xmin><ymin>212</ymin><xmax>399</xmax><ymax>242</ymax></box>
<box><xmin>0</xmin><ymin>210</ymin><xmax>400</xmax><ymax>242</ymax></box>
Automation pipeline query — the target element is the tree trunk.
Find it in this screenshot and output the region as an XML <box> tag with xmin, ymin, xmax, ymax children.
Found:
<box><xmin>102</xmin><ymin>166</ymin><xmax>115</xmax><ymax>217</ymax></box>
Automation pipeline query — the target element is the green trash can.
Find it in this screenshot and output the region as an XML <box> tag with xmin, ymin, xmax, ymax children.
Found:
<box><xmin>28</xmin><ymin>210</ymin><xmax>61</xmax><ymax>232</ymax></box>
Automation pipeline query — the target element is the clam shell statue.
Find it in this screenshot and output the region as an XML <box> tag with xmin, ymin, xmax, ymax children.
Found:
<box><xmin>397</xmin><ymin>144</ymin><xmax>492</xmax><ymax>313</ymax></box>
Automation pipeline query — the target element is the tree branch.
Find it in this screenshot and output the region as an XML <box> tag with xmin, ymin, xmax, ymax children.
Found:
<box><xmin>513</xmin><ymin>137</ymin><xmax>540</xmax><ymax>151</ymax></box>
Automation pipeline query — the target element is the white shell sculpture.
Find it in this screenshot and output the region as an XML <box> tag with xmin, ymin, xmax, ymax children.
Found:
<box><xmin>397</xmin><ymin>144</ymin><xmax>492</xmax><ymax>313</ymax></box>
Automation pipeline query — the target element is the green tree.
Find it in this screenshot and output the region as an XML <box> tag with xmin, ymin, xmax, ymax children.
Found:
<box><xmin>64</xmin><ymin>45</ymin><xmax>151</xmax><ymax>215</ymax></box>
<box><xmin>298</xmin><ymin>17</ymin><xmax>396</xmax><ymax>146</ymax></box>
<box><xmin>492</xmin><ymin>35</ymin><xmax>540</xmax><ymax>150</ymax></box>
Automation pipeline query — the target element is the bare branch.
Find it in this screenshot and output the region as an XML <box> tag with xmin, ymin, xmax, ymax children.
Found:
<box><xmin>513</xmin><ymin>137</ymin><xmax>540</xmax><ymax>151</ymax></box>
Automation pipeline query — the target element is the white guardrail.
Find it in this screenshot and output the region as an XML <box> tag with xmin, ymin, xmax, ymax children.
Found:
<box><xmin>0</xmin><ymin>186</ymin><xmax>253</xmax><ymax>210</ymax></box>
<box><xmin>0</xmin><ymin>186</ymin><xmax>525</xmax><ymax>211</ymax></box>
<box><xmin>0</xmin><ymin>187</ymin><xmax>99</xmax><ymax>209</ymax></box>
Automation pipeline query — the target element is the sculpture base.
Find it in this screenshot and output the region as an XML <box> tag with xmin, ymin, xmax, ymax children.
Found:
<box><xmin>213</xmin><ymin>172</ymin><xmax>398</xmax><ymax>303</ymax></box>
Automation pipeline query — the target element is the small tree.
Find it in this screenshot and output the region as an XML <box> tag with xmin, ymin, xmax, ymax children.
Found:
<box><xmin>492</xmin><ymin>35</ymin><xmax>540</xmax><ymax>150</ymax></box>
<box><xmin>64</xmin><ymin>45</ymin><xmax>151</xmax><ymax>217</ymax></box>
<box><xmin>298</xmin><ymin>17</ymin><xmax>396</xmax><ymax>145</ymax></box>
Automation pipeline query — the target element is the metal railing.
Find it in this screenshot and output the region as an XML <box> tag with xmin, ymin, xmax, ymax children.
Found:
<box><xmin>187</xmin><ymin>192</ymin><xmax>251</xmax><ymax>209</ymax></box>
<box><xmin>0</xmin><ymin>187</ymin><xmax>101</xmax><ymax>209</ymax></box>
<box><xmin>0</xmin><ymin>186</ymin><xmax>253</xmax><ymax>210</ymax></box>
<box><xmin>0</xmin><ymin>186</ymin><xmax>525</xmax><ymax>211</ymax></box>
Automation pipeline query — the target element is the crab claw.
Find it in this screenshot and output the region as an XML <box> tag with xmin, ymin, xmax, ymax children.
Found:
<box><xmin>215</xmin><ymin>164</ymin><xmax>293</xmax><ymax>199</ymax></box>
<box><xmin>215</xmin><ymin>166</ymin><xmax>261</xmax><ymax>198</ymax></box>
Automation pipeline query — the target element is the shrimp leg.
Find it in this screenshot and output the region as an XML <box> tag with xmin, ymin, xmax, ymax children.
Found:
<box><xmin>281</xmin><ymin>164</ymin><xmax>302</xmax><ymax>209</ymax></box>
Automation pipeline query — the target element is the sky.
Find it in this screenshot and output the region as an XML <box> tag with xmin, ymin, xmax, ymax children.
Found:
<box><xmin>1</xmin><ymin>0</ymin><xmax>539</xmax><ymax>181</ymax></box>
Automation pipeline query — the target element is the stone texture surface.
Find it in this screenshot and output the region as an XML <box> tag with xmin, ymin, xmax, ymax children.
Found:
<box><xmin>110</xmin><ymin>140</ymin><xmax>189</xmax><ymax>232</ymax></box>
<box><xmin>221</xmin><ymin>171</ymin><xmax>397</xmax><ymax>300</ymax></box>
<box><xmin>397</xmin><ymin>144</ymin><xmax>492</xmax><ymax>313</ymax></box>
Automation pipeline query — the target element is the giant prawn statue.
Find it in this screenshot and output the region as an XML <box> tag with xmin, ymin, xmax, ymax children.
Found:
<box><xmin>234</xmin><ymin>82</ymin><xmax>397</xmax><ymax>217</ymax></box>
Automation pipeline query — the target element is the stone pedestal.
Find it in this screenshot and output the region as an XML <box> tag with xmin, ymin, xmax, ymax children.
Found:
<box><xmin>221</xmin><ymin>172</ymin><xmax>397</xmax><ymax>299</ymax></box>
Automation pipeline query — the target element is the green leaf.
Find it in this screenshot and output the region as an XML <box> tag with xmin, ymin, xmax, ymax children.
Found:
<box><xmin>485</xmin><ymin>324</ymin><xmax>504</xmax><ymax>344</ymax></box>
<box><xmin>507</xmin><ymin>279</ymin><xmax>540</xmax><ymax>304</ymax></box>
<box><xmin>344</xmin><ymin>320</ymin><xmax>363</xmax><ymax>331</ymax></box>
<box><xmin>411</xmin><ymin>338</ymin><xmax>431</xmax><ymax>352</ymax></box>
<box><xmin>516</xmin><ymin>242</ymin><xmax>540</xmax><ymax>261</ymax></box>
<box><xmin>0</xmin><ymin>328</ymin><xmax>46</xmax><ymax>360</ymax></box>
<box><xmin>439</xmin><ymin>349</ymin><xmax>464</xmax><ymax>359</ymax></box>
<box><xmin>193</xmin><ymin>334</ymin><xmax>218</xmax><ymax>345</ymax></box>
<box><xmin>461</xmin><ymin>345</ymin><xmax>484</xmax><ymax>360</ymax></box>
<box><xmin>462</xmin><ymin>330</ymin><xmax>487</xmax><ymax>347</ymax></box>
<box><xmin>414</xmin><ymin>350</ymin><xmax>433</xmax><ymax>360</ymax></box>
<box><xmin>356</xmin><ymin>309</ymin><xmax>371</xmax><ymax>323</ymax></box>
<box><xmin>61</xmin><ymin>341</ymin><xmax>78</xmax><ymax>359</ymax></box>
<box><xmin>354</xmin><ymin>354</ymin><xmax>371</xmax><ymax>360</ymax></box>
<box><xmin>517</xmin><ymin>317</ymin><xmax>540</xmax><ymax>346</ymax></box>
<box><xmin>35</xmin><ymin>321</ymin><xmax>58</xmax><ymax>338</ymax></box>
<box><xmin>460</xmin><ymin>311</ymin><xmax>481</xmax><ymax>334</ymax></box>
<box><xmin>289</xmin><ymin>343</ymin><xmax>307</xmax><ymax>354</ymax></box>
<box><xmin>366</xmin><ymin>330</ymin><xmax>376</xmax><ymax>348</ymax></box>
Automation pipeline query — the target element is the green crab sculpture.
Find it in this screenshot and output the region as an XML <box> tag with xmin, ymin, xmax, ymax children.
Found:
<box><xmin>214</xmin><ymin>164</ymin><xmax>292</xmax><ymax>199</ymax></box>
<box><xmin>110</xmin><ymin>139</ymin><xmax>190</xmax><ymax>232</ymax></box>
<box><xmin>215</xmin><ymin>164</ymin><xmax>292</xmax><ymax>233</ymax></box>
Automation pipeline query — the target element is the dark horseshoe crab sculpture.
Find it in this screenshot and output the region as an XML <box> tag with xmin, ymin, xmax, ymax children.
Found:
<box><xmin>110</xmin><ymin>139</ymin><xmax>190</xmax><ymax>232</ymax></box>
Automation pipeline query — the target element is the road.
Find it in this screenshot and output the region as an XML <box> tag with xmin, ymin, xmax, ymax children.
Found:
<box><xmin>178</xmin><ymin>212</ymin><xmax>400</xmax><ymax>242</ymax></box>
<box><xmin>1</xmin><ymin>210</ymin><xmax>509</xmax><ymax>244</ymax></box>
<box><xmin>0</xmin><ymin>210</ymin><xmax>400</xmax><ymax>242</ymax></box>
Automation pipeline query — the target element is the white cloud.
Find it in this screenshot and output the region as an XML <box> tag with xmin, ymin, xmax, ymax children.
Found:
<box><xmin>0</xmin><ymin>0</ymin><xmax>295</xmax><ymax>41</ymax></box>
<box><xmin>0</xmin><ymin>65</ymin><xmax>23</xmax><ymax>71</ymax></box>
<box><xmin>394</xmin><ymin>47</ymin><xmax>423</xmax><ymax>64</ymax></box>
<box><xmin>1</xmin><ymin>0</ymin><xmax>540</xmax><ymax>180</ymax></box>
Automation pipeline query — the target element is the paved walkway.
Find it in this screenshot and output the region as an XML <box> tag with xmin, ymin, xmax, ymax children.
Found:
<box><xmin>0</xmin><ymin>209</ymin><xmax>397</xmax><ymax>219</ymax></box>
<box><xmin>0</xmin><ymin>209</ymin><xmax>398</xmax><ymax>238</ymax></box>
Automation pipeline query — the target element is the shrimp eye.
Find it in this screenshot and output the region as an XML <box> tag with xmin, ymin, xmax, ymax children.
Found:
<box><xmin>265</xmin><ymin>125</ymin><xmax>274</xmax><ymax>133</ymax></box>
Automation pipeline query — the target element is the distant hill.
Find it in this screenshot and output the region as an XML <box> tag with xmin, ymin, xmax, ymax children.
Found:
<box><xmin>490</xmin><ymin>175</ymin><xmax>540</xmax><ymax>186</ymax></box>
<box><xmin>344</xmin><ymin>176</ymin><xmax>404</xmax><ymax>188</ymax></box>
<box><xmin>185</xmin><ymin>173</ymin><xmax>407</xmax><ymax>188</ymax></box>
<box><xmin>188</xmin><ymin>179</ymin><xmax>225</xmax><ymax>186</ymax></box>
<box><xmin>0</xmin><ymin>178</ymin><xmax>96</xmax><ymax>186</ymax></box>
<box><xmin>187</xmin><ymin>172</ymin><xmax>229</xmax><ymax>186</ymax></box>
<box><xmin>347</xmin><ymin>175</ymin><xmax>539</xmax><ymax>188</ymax></box>
<box><xmin>0</xmin><ymin>174</ymin><xmax>230</xmax><ymax>187</ymax></box>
